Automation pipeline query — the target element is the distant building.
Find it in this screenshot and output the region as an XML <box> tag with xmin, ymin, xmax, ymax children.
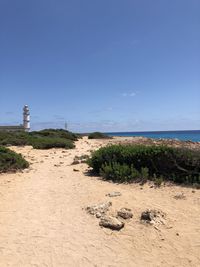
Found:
<box><xmin>0</xmin><ymin>105</ymin><xmax>30</xmax><ymax>132</ymax></box>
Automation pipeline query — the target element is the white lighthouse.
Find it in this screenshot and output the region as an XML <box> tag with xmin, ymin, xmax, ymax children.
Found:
<box><xmin>23</xmin><ymin>105</ymin><xmax>30</xmax><ymax>132</ymax></box>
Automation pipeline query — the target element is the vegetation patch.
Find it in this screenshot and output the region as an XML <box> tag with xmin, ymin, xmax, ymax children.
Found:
<box><xmin>30</xmin><ymin>137</ymin><xmax>75</xmax><ymax>149</ymax></box>
<box><xmin>30</xmin><ymin>129</ymin><xmax>79</xmax><ymax>141</ymax></box>
<box><xmin>0</xmin><ymin>129</ymin><xmax>78</xmax><ymax>150</ymax></box>
<box><xmin>87</xmin><ymin>144</ymin><xmax>200</xmax><ymax>185</ymax></box>
<box><xmin>0</xmin><ymin>146</ymin><xmax>29</xmax><ymax>173</ymax></box>
<box><xmin>88</xmin><ymin>132</ymin><xmax>111</xmax><ymax>139</ymax></box>
<box><xmin>0</xmin><ymin>131</ymin><xmax>30</xmax><ymax>146</ymax></box>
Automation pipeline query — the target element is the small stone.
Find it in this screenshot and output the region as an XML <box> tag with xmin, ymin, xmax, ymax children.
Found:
<box><xmin>80</xmin><ymin>159</ymin><xmax>87</xmax><ymax>163</ymax></box>
<box><xmin>71</xmin><ymin>160</ymin><xmax>79</xmax><ymax>165</ymax></box>
<box><xmin>141</xmin><ymin>210</ymin><xmax>153</xmax><ymax>221</ymax></box>
<box><xmin>106</xmin><ymin>192</ymin><xmax>121</xmax><ymax>197</ymax></box>
<box><xmin>54</xmin><ymin>164</ymin><xmax>60</xmax><ymax>167</ymax></box>
<box><xmin>96</xmin><ymin>212</ymin><xmax>102</xmax><ymax>218</ymax></box>
<box><xmin>117</xmin><ymin>208</ymin><xmax>133</xmax><ymax>219</ymax></box>
<box><xmin>99</xmin><ymin>216</ymin><xmax>124</xmax><ymax>230</ymax></box>
<box><xmin>86</xmin><ymin>202</ymin><xmax>112</xmax><ymax>216</ymax></box>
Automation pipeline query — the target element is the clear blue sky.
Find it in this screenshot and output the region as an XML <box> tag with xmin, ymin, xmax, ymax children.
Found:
<box><xmin>0</xmin><ymin>0</ymin><xmax>199</xmax><ymax>132</ymax></box>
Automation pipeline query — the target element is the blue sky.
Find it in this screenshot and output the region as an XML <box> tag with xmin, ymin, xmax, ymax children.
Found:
<box><xmin>0</xmin><ymin>0</ymin><xmax>199</xmax><ymax>132</ymax></box>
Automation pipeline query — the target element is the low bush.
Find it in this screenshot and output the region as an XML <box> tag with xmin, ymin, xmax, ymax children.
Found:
<box><xmin>30</xmin><ymin>129</ymin><xmax>79</xmax><ymax>141</ymax></box>
<box><xmin>88</xmin><ymin>132</ymin><xmax>111</xmax><ymax>139</ymax></box>
<box><xmin>0</xmin><ymin>129</ymin><xmax>78</xmax><ymax>150</ymax></box>
<box><xmin>0</xmin><ymin>131</ymin><xmax>30</xmax><ymax>146</ymax></box>
<box><xmin>100</xmin><ymin>162</ymin><xmax>149</xmax><ymax>183</ymax></box>
<box><xmin>30</xmin><ymin>137</ymin><xmax>75</xmax><ymax>149</ymax></box>
<box><xmin>0</xmin><ymin>146</ymin><xmax>29</xmax><ymax>173</ymax></box>
<box><xmin>88</xmin><ymin>145</ymin><xmax>200</xmax><ymax>184</ymax></box>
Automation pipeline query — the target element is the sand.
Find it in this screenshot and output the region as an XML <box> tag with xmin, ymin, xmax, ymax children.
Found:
<box><xmin>0</xmin><ymin>137</ymin><xmax>199</xmax><ymax>267</ymax></box>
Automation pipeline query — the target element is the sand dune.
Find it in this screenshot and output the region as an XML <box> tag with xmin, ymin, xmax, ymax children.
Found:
<box><xmin>0</xmin><ymin>137</ymin><xmax>199</xmax><ymax>266</ymax></box>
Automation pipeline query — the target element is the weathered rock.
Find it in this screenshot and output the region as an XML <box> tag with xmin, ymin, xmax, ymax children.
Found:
<box><xmin>86</xmin><ymin>202</ymin><xmax>112</xmax><ymax>216</ymax></box>
<box><xmin>117</xmin><ymin>208</ymin><xmax>133</xmax><ymax>219</ymax></box>
<box><xmin>141</xmin><ymin>210</ymin><xmax>154</xmax><ymax>221</ymax></box>
<box><xmin>99</xmin><ymin>216</ymin><xmax>124</xmax><ymax>230</ymax></box>
<box><xmin>106</xmin><ymin>192</ymin><xmax>121</xmax><ymax>197</ymax></box>
<box><xmin>73</xmin><ymin>168</ymin><xmax>79</xmax><ymax>172</ymax></box>
<box><xmin>141</xmin><ymin>209</ymin><xmax>166</xmax><ymax>225</ymax></box>
<box><xmin>71</xmin><ymin>160</ymin><xmax>80</xmax><ymax>165</ymax></box>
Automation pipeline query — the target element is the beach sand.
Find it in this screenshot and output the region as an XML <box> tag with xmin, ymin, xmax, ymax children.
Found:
<box><xmin>0</xmin><ymin>137</ymin><xmax>199</xmax><ymax>267</ymax></box>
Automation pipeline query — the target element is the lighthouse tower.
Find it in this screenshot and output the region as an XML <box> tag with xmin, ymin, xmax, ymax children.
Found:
<box><xmin>23</xmin><ymin>105</ymin><xmax>30</xmax><ymax>132</ymax></box>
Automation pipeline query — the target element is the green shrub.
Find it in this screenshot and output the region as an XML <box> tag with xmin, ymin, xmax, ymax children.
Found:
<box><xmin>30</xmin><ymin>137</ymin><xmax>75</xmax><ymax>149</ymax></box>
<box><xmin>0</xmin><ymin>131</ymin><xmax>30</xmax><ymax>146</ymax></box>
<box><xmin>88</xmin><ymin>132</ymin><xmax>111</xmax><ymax>139</ymax></box>
<box><xmin>0</xmin><ymin>129</ymin><xmax>78</xmax><ymax>150</ymax></box>
<box><xmin>88</xmin><ymin>145</ymin><xmax>200</xmax><ymax>184</ymax></box>
<box><xmin>30</xmin><ymin>129</ymin><xmax>79</xmax><ymax>141</ymax></box>
<box><xmin>100</xmin><ymin>162</ymin><xmax>142</xmax><ymax>182</ymax></box>
<box><xmin>0</xmin><ymin>146</ymin><xmax>29</xmax><ymax>173</ymax></box>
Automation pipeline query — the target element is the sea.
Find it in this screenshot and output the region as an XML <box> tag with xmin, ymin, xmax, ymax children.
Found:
<box><xmin>106</xmin><ymin>130</ymin><xmax>200</xmax><ymax>142</ymax></box>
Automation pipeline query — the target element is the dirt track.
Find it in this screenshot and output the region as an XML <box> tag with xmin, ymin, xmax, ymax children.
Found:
<box><xmin>0</xmin><ymin>137</ymin><xmax>199</xmax><ymax>266</ymax></box>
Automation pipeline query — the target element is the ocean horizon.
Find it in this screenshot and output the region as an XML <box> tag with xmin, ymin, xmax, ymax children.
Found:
<box><xmin>106</xmin><ymin>130</ymin><xmax>200</xmax><ymax>142</ymax></box>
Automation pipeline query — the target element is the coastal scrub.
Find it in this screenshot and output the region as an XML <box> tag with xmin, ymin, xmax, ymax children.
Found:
<box><xmin>88</xmin><ymin>132</ymin><xmax>111</xmax><ymax>139</ymax></box>
<box><xmin>0</xmin><ymin>146</ymin><xmax>29</xmax><ymax>173</ymax></box>
<box><xmin>88</xmin><ymin>145</ymin><xmax>200</xmax><ymax>184</ymax></box>
<box><xmin>0</xmin><ymin>129</ymin><xmax>78</xmax><ymax>149</ymax></box>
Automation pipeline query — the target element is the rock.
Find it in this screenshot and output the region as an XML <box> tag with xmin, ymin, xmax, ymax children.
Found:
<box><xmin>71</xmin><ymin>160</ymin><xmax>80</xmax><ymax>165</ymax></box>
<box><xmin>141</xmin><ymin>210</ymin><xmax>154</xmax><ymax>221</ymax></box>
<box><xmin>80</xmin><ymin>159</ymin><xmax>88</xmax><ymax>163</ymax></box>
<box><xmin>54</xmin><ymin>164</ymin><xmax>60</xmax><ymax>167</ymax></box>
<box><xmin>96</xmin><ymin>212</ymin><xmax>102</xmax><ymax>218</ymax></box>
<box><xmin>72</xmin><ymin>155</ymin><xmax>89</xmax><ymax>165</ymax></box>
<box><xmin>117</xmin><ymin>208</ymin><xmax>133</xmax><ymax>219</ymax></box>
<box><xmin>86</xmin><ymin>202</ymin><xmax>112</xmax><ymax>216</ymax></box>
<box><xmin>99</xmin><ymin>216</ymin><xmax>124</xmax><ymax>230</ymax></box>
<box><xmin>141</xmin><ymin>209</ymin><xmax>166</xmax><ymax>225</ymax></box>
<box><xmin>106</xmin><ymin>192</ymin><xmax>121</xmax><ymax>197</ymax></box>
<box><xmin>73</xmin><ymin>169</ymin><xmax>79</xmax><ymax>172</ymax></box>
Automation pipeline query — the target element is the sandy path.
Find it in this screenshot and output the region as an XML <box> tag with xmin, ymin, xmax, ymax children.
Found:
<box><xmin>0</xmin><ymin>137</ymin><xmax>200</xmax><ymax>267</ymax></box>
